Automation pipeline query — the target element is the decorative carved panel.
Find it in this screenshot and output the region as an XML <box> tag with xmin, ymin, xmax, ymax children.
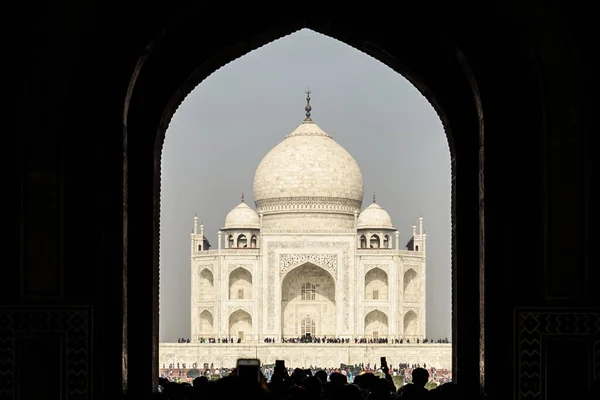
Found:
<box><xmin>198</xmin><ymin>306</ymin><xmax>214</xmax><ymax>316</ymax></box>
<box><xmin>365</xmin><ymin>264</ymin><xmax>388</xmax><ymax>273</ymax></box>
<box><xmin>228</xmin><ymin>306</ymin><xmax>252</xmax><ymax>316</ymax></box>
<box><xmin>198</xmin><ymin>264</ymin><xmax>214</xmax><ymax>273</ymax></box>
<box><xmin>228</xmin><ymin>264</ymin><xmax>252</xmax><ymax>273</ymax></box>
<box><xmin>0</xmin><ymin>307</ymin><xmax>92</xmax><ymax>399</ymax></box>
<box><xmin>357</xmin><ymin>249</ymin><xmax>400</xmax><ymax>255</ymax></box>
<box><xmin>516</xmin><ymin>309</ymin><xmax>600</xmax><ymax>400</ymax></box>
<box><xmin>403</xmin><ymin>307</ymin><xmax>419</xmax><ymax>315</ymax></box>
<box><xmin>280</xmin><ymin>254</ymin><xmax>337</xmax><ymax>278</ymax></box>
<box><xmin>404</xmin><ymin>265</ymin><xmax>419</xmax><ymax>273</ymax></box>
<box><xmin>256</xmin><ymin>196</ymin><xmax>361</xmax><ymax>214</ymax></box>
<box><xmin>364</xmin><ymin>306</ymin><xmax>389</xmax><ymax>315</ymax></box>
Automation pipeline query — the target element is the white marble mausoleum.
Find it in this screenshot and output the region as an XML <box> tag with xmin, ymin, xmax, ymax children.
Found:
<box><xmin>159</xmin><ymin>91</ymin><xmax>451</xmax><ymax>369</ymax></box>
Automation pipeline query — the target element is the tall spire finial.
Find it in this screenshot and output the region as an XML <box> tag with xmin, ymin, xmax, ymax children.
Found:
<box><xmin>241</xmin><ymin>192</ymin><xmax>245</xmax><ymax>203</ymax></box>
<box><xmin>304</xmin><ymin>87</ymin><xmax>312</xmax><ymax>121</ymax></box>
<box><xmin>373</xmin><ymin>192</ymin><xmax>376</xmax><ymax>203</ymax></box>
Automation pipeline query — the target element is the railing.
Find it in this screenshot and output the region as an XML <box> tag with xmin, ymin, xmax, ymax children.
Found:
<box><xmin>194</xmin><ymin>248</ymin><xmax>260</xmax><ymax>256</ymax></box>
<box><xmin>160</xmin><ymin>340</ymin><xmax>450</xmax><ymax>346</ymax></box>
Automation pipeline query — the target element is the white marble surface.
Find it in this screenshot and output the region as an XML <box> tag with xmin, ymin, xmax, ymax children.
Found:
<box><xmin>158</xmin><ymin>343</ymin><xmax>452</xmax><ymax>370</ymax></box>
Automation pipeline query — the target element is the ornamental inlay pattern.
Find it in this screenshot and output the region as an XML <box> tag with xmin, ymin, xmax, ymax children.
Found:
<box><xmin>0</xmin><ymin>307</ymin><xmax>91</xmax><ymax>399</ymax></box>
<box><xmin>198</xmin><ymin>264</ymin><xmax>214</xmax><ymax>273</ymax></box>
<box><xmin>357</xmin><ymin>249</ymin><xmax>402</xmax><ymax>255</ymax></box>
<box><xmin>263</xmin><ymin>229</ymin><xmax>357</xmax><ymax>234</ymax></box>
<box><xmin>198</xmin><ymin>306</ymin><xmax>214</xmax><ymax>316</ymax></box>
<box><xmin>516</xmin><ymin>309</ymin><xmax>600</xmax><ymax>400</ymax></box>
<box><xmin>280</xmin><ymin>254</ymin><xmax>337</xmax><ymax>278</ymax></box>
<box><xmin>228</xmin><ymin>306</ymin><xmax>252</xmax><ymax>316</ymax></box>
<box><xmin>201</xmin><ymin>249</ymin><xmax>260</xmax><ymax>256</ymax></box>
<box><xmin>404</xmin><ymin>265</ymin><xmax>419</xmax><ymax>273</ymax></box>
<box><xmin>256</xmin><ymin>197</ymin><xmax>361</xmax><ymax>214</ymax></box>
<box><xmin>228</xmin><ymin>264</ymin><xmax>253</xmax><ymax>273</ymax></box>
<box><xmin>364</xmin><ymin>306</ymin><xmax>389</xmax><ymax>315</ymax></box>
<box><xmin>404</xmin><ymin>307</ymin><xmax>419</xmax><ymax>315</ymax></box>
<box><xmin>267</xmin><ymin>241</ymin><xmax>350</xmax><ymax>330</ymax></box>
<box><xmin>365</xmin><ymin>264</ymin><xmax>388</xmax><ymax>273</ymax></box>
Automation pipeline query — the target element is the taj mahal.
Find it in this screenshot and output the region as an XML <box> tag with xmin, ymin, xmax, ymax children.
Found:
<box><xmin>159</xmin><ymin>91</ymin><xmax>452</xmax><ymax>370</ymax></box>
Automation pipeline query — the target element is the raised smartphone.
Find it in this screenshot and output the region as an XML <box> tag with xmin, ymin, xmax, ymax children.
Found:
<box><xmin>237</xmin><ymin>358</ymin><xmax>261</xmax><ymax>383</ymax></box>
<box><xmin>380</xmin><ymin>356</ymin><xmax>387</xmax><ymax>369</ymax></box>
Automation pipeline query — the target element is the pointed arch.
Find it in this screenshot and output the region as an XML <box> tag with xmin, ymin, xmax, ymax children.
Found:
<box><xmin>198</xmin><ymin>309</ymin><xmax>214</xmax><ymax>335</ymax></box>
<box><xmin>199</xmin><ymin>268</ymin><xmax>214</xmax><ymax>301</ymax></box>
<box><xmin>364</xmin><ymin>309</ymin><xmax>388</xmax><ymax>338</ymax></box>
<box><xmin>360</xmin><ymin>235</ymin><xmax>367</xmax><ymax>248</ymax></box>
<box><xmin>370</xmin><ymin>234</ymin><xmax>380</xmax><ymax>248</ymax></box>
<box><xmin>281</xmin><ymin>262</ymin><xmax>335</xmax><ymax>337</ymax></box>
<box><xmin>228</xmin><ymin>309</ymin><xmax>252</xmax><ymax>340</ymax></box>
<box><xmin>229</xmin><ymin>267</ymin><xmax>252</xmax><ymax>300</ymax></box>
<box><xmin>365</xmin><ymin>267</ymin><xmax>388</xmax><ymax>300</ymax></box>
<box><xmin>403</xmin><ymin>268</ymin><xmax>419</xmax><ymax>301</ymax></box>
<box><xmin>403</xmin><ymin>310</ymin><xmax>418</xmax><ymax>337</ymax></box>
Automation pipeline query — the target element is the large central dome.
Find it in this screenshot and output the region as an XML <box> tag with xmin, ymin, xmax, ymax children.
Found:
<box><xmin>253</xmin><ymin>92</ymin><xmax>363</xmax><ymax>232</ymax></box>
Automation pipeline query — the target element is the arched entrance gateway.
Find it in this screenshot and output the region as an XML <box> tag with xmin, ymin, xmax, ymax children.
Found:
<box><xmin>7</xmin><ymin>2</ymin><xmax>595</xmax><ymax>400</ymax></box>
<box><xmin>122</xmin><ymin>8</ymin><xmax>597</xmax><ymax>398</ymax></box>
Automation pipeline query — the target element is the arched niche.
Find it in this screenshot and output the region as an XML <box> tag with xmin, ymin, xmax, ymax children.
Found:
<box><xmin>403</xmin><ymin>268</ymin><xmax>419</xmax><ymax>301</ymax></box>
<box><xmin>228</xmin><ymin>267</ymin><xmax>252</xmax><ymax>300</ymax></box>
<box><xmin>365</xmin><ymin>267</ymin><xmax>388</xmax><ymax>300</ymax></box>
<box><xmin>403</xmin><ymin>310</ymin><xmax>418</xmax><ymax>337</ymax></box>
<box><xmin>364</xmin><ymin>309</ymin><xmax>388</xmax><ymax>338</ymax></box>
<box><xmin>199</xmin><ymin>269</ymin><xmax>214</xmax><ymax>301</ymax></box>
<box><xmin>198</xmin><ymin>310</ymin><xmax>214</xmax><ymax>335</ymax></box>
<box><xmin>228</xmin><ymin>309</ymin><xmax>252</xmax><ymax>340</ymax></box>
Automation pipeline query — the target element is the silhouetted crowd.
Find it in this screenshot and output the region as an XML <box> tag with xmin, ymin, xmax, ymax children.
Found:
<box><xmin>154</xmin><ymin>360</ymin><xmax>599</xmax><ymax>399</ymax></box>
<box><xmin>180</xmin><ymin>336</ymin><xmax>450</xmax><ymax>344</ymax></box>
<box><xmin>155</xmin><ymin>364</ymin><xmax>457</xmax><ymax>399</ymax></box>
<box><xmin>192</xmin><ymin>337</ymin><xmax>242</xmax><ymax>343</ymax></box>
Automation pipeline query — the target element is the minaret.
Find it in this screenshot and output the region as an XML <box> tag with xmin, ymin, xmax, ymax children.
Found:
<box><xmin>191</xmin><ymin>215</ymin><xmax>198</xmax><ymax>255</ymax></box>
<box><xmin>417</xmin><ymin>216</ymin><xmax>425</xmax><ymax>253</ymax></box>
<box><xmin>412</xmin><ymin>222</ymin><xmax>417</xmax><ymax>239</ymax></box>
<box><xmin>395</xmin><ymin>230</ymin><xmax>400</xmax><ymax>250</ymax></box>
<box><xmin>200</xmin><ymin>222</ymin><xmax>204</xmax><ymax>251</ymax></box>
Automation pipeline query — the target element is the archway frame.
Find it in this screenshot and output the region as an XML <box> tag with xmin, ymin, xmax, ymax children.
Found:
<box><xmin>123</xmin><ymin>10</ymin><xmax>492</xmax><ymax>395</ymax></box>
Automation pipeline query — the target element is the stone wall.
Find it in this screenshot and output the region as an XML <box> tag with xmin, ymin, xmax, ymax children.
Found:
<box><xmin>159</xmin><ymin>343</ymin><xmax>452</xmax><ymax>370</ymax></box>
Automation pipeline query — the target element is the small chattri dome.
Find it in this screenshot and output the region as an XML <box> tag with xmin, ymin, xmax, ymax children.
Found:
<box><xmin>357</xmin><ymin>202</ymin><xmax>394</xmax><ymax>230</ymax></box>
<box><xmin>223</xmin><ymin>201</ymin><xmax>260</xmax><ymax>230</ymax></box>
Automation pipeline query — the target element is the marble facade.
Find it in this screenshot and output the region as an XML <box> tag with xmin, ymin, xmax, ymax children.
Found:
<box><xmin>160</xmin><ymin>101</ymin><xmax>442</xmax><ymax>369</ymax></box>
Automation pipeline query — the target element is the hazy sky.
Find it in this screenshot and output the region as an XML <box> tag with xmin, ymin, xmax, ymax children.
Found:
<box><xmin>159</xmin><ymin>29</ymin><xmax>451</xmax><ymax>342</ymax></box>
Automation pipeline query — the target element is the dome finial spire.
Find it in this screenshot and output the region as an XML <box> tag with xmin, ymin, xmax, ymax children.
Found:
<box><xmin>373</xmin><ymin>192</ymin><xmax>376</xmax><ymax>203</ymax></box>
<box><xmin>241</xmin><ymin>192</ymin><xmax>245</xmax><ymax>203</ymax></box>
<box><xmin>304</xmin><ymin>87</ymin><xmax>312</xmax><ymax>122</ymax></box>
